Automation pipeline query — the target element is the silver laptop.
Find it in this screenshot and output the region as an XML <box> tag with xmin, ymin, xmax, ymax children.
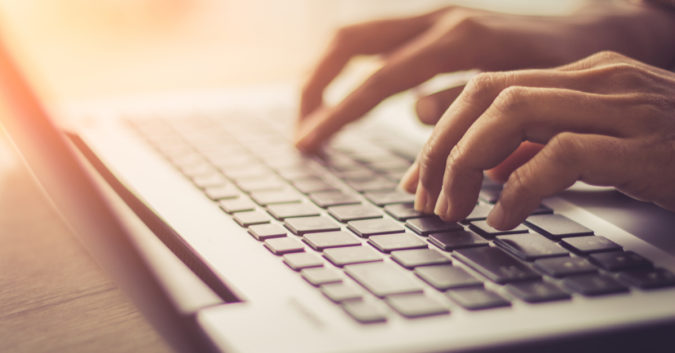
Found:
<box><xmin>2</xmin><ymin>20</ymin><xmax>675</xmax><ymax>353</ymax></box>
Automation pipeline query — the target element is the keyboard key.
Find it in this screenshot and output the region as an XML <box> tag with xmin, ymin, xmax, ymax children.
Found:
<box><xmin>328</xmin><ymin>204</ymin><xmax>382</xmax><ymax>222</ymax></box>
<box><xmin>222</xmin><ymin>165</ymin><xmax>269</xmax><ymax>180</ymax></box>
<box><xmin>533</xmin><ymin>257</ymin><xmax>597</xmax><ymax>277</ymax></box>
<box><xmin>525</xmin><ymin>214</ymin><xmax>593</xmax><ymax>240</ymax></box>
<box><xmin>414</xmin><ymin>265</ymin><xmax>482</xmax><ymax>290</ymax></box>
<box><xmin>264</xmin><ymin>237</ymin><xmax>305</xmax><ymax>255</ymax></box>
<box><xmin>391</xmin><ymin>249</ymin><xmax>451</xmax><ymax>269</ymax></box>
<box><xmin>284</xmin><ymin>216</ymin><xmax>341</xmax><ymax>235</ymax></box>
<box><xmin>463</xmin><ymin>203</ymin><xmax>492</xmax><ymax>221</ymax></box>
<box><xmin>283</xmin><ymin>252</ymin><xmax>324</xmax><ymax>270</ymax></box>
<box><xmin>301</xmin><ymin>267</ymin><xmax>342</xmax><ymax>286</ymax></box>
<box><xmin>293</xmin><ymin>179</ymin><xmax>337</xmax><ymax>194</ymax></box>
<box><xmin>368</xmin><ymin>233</ymin><xmax>427</xmax><ymax>253</ymax></box>
<box><xmin>348</xmin><ymin>218</ymin><xmax>405</xmax><ymax>237</ymax></box>
<box><xmin>386</xmin><ymin>294</ymin><xmax>449</xmax><ymax>318</ymax></box>
<box><xmin>345</xmin><ymin>262</ymin><xmax>423</xmax><ymax>297</ymax></box>
<box><xmin>250</xmin><ymin>189</ymin><xmax>302</xmax><ymax>206</ymax></box>
<box><xmin>236</xmin><ymin>177</ymin><xmax>286</xmax><ymax>192</ymax></box>
<box><xmin>303</xmin><ymin>231</ymin><xmax>361</xmax><ymax>251</ymax></box>
<box><xmin>384</xmin><ymin>203</ymin><xmax>424</xmax><ymax>221</ymax></box>
<box><xmin>219</xmin><ymin>198</ymin><xmax>256</xmax><ymax>213</ymax></box>
<box><xmin>406</xmin><ymin>217</ymin><xmax>463</xmax><ymax>235</ymax></box>
<box><xmin>589</xmin><ymin>251</ymin><xmax>652</xmax><ymax>272</ymax></box>
<box><xmin>470</xmin><ymin>220</ymin><xmax>529</xmax><ymax>238</ymax></box>
<box><xmin>478</xmin><ymin>188</ymin><xmax>501</xmax><ymax>204</ymax></box>
<box><xmin>309</xmin><ymin>191</ymin><xmax>361</xmax><ymax>208</ymax></box>
<box><xmin>248</xmin><ymin>223</ymin><xmax>287</xmax><ymax>240</ymax></box>
<box><xmin>267</xmin><ymin>203</ymin><xmax>321</xmax><ymax>220</ymax></box>
<box><xmin>321</xmin><ymin>283</ymin><xmax>363</xmax><ymax>302</ymax></box>
<box><xmin>507</xmin><ymin>281</ymin><xmax>571</xmax><ymax>303</ymax></box>
<box><xmin>454</xmin><ymin>247</ymin><xmax>541</xmax><ymax>284</ymax></box>
<box><xmin>618</xmin><ymin>268</ymin><xmax>675</xmax><ymax>289</ymax></box>
<box><xmin>341</xmin><ymin>301</ymin><xmax>387</xmax><ymax>324</ymax></box>
<box><xmin>364</xmin><ymin>190</ymin><xmax>415</xmax><ymax>206</ymax></box>
<box><xmin>561</xmin><ymin>235</ymin><xmax>622</xmax><ymax>255</ymax></box>
<box><xmin>446</xmin><ymin>288</ymin><xmax>510</xmax><ymax>310</ymax></box>
<box><xmin>277</xmin><ymin>167</ymin><xmax>320</xmax><ymax>181</ymax></box>
<box><xmin>346</xmin><ymin>177</ymin><xmax>398</xmax><ymax>192</ymax></box>
<box><xmin>495</xmin><ymin>233</ymin><xmax>569</xmax><ymax>261</ymax></box>
<box><xmin>192</xmin><ymin>173</ymin><xmax>228</xmax><ymax>188</ymax></box>
<box><xmin>324</xmin><ymin>246</ymin><xmax>383</xmax><ymax>267</ymax></box>
<box><xmin>428</xmin><ymin>230</ymin><xmax>489</xmax><ymax>251</ymax></box>
<box><xmin>563</xmin><ymin>274</ymin><xmax>629</xmax><ymax>296</ymax></box>
<box><xmin>203</xmin><ymin>184</ymin><xmax>240</xmax><ymax>200</ymax></box>
<box><xmin>233</xmin><ymin>211</ymin><xmax>270</xmax><ymax>227</ymax></box>
<box><xmin>335</xmin><ymin>169</ymin><xmax>377</xmax><ymax>181</ymax></box>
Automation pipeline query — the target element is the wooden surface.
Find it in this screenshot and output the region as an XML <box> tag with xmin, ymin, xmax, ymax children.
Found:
<box><xmin>0</xmin><ymin>137</ymin><xmax>171</xmax><ymax>353</ymax></box>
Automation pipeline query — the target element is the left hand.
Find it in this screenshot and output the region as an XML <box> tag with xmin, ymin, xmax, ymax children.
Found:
<box><xmin>399</xmin><ymin>51</ymin><xmax>675</xmax><ymax>229</ymax></box>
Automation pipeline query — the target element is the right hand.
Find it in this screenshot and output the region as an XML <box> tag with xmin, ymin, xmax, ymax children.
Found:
<box><xmin>294</xmin><ymin>1</ymin><xmax>675</xmax><ymax>152</ymax></box>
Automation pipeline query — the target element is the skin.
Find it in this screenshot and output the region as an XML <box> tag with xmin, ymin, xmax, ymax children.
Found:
<box><xmin>295</xmin><ymin>1</ymin><xmax>675</xmax><ymax>229</ymax></box>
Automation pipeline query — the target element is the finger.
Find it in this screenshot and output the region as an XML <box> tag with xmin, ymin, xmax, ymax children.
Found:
<box><xmin>415</xmin><ymin>85</ymin><xmax>465</xmax><ymax>125</ymax></box>
<box><xmin>295</xmin><ymin>29</ymin><xmax>451</xmax><ymax>152</ymax></box>
<box><xmin>485</xmin><ymin>141</ymin><xmax>543</xmax><ymax>183</ymax></box>
<box><xmin>399</xmin><ymin>160</ymin><xmax>419</xmax><ymax>193</ymax></box>
<box><xmin>435</xmin><ymin>87</ymin><xmax>645</xmax><ymax>221</ymax></box>
<box><xmin>487</xmin><ymin>133</ymin><xmax>630</xmax><ymax>229</ymax></box>
<box><xmin>299</xmin><ymin>9</ymin><xmax>446</xmax><ymax>119</ymax></box>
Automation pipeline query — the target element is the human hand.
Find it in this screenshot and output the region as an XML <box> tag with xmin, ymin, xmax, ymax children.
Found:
<box><xmin>295</xmin><ymin>1</ymin><xmax>675</xmax><ymax>152</ymax></box>
<box><xmin>399</xmin><ymin>51</ymin><xmax>675</xmax><ymax>231</ymax></box>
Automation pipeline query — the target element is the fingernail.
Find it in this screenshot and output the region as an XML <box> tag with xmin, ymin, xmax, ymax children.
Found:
<box><xmin>398</xmin><ymin>162</ymin><xmax>418</xmax><ymax>192</ymax></box>
<box><xmin>414</xmin><ymin>184</ymin><xmax>429</xmax><ymax>212</ymax></box>
<box><xmin>434</xmin><ymin>192</ymin><xmax>449</xmax><ymax>219</ymax></box>
<box><xmin>415</xmin><ymin>97</ymin><xmax>438</xmax><ymax>124</ymax></box>
<box><xmin>487</xmin><ymin>202</ymin><xmax>506</xmax><ymax>230</ymax></box>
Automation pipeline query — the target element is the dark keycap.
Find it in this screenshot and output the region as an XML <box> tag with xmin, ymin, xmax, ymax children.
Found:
<box><xmin>341</xmin><ymin>301</ymin><xmax>387</xmax><ymax>323</ymax></box>
<box><xmin>364</xmin><ymin>190</ymin><xmax>415</xmax><ymax>206</ymax></box>
<box><xmin>470</xmin><ymin>220</ymin><xmax>529</xmax><ymax>238</ymax></box>
<box><xmin>385</xmin><ymin>294</ymin><xmax>449</xmax><ymax>318</ymax></box>
<box><xmin>324</xmin><ymin>246</ymin><xmax>383</xmax><ymax>267</ymax></box>
<box><xmin>267</xmin><ymin>203</ymin><xmax>321</xmax><ymax>220</ymax></box>
<box><xmin>563</xmin><ymin>274</ymin><xmax>629</xmax><ymax>296</ymax></box>
<box><xmin>321</xmin><ymin>283</ymin><xmax>363</xmax><ymax>302</ymax></box>
<box><xmin>446</xmin><ymin>288</ymin><xmax>510</xmax><ymax>310</ymax></box>
<box><xmin>368</xmin><ymin>233</ymin><xmax>427</xmax><ymax>253</ymax></box>
<box><xmin>303</xmin><ymin>231</ymin><xmax>361</xmax><ymax>251</ymax></box>
<box><xmin>203</xmin><ymin>184</ymin><xmax>240</xmax><ymax>200</ymax></box>
<box><xmin>293</xmin><ymin>179</ymin><xmax>337</xmax><ymax>194</ymax></box>
<box><xmin>618</xmin><ymin>268</ymin><xmax>675</xmax><ymax>289</ymax></box>
<box><xmin>328</xmin><ymin>204</ymin><xmax>382</xmax><ymax>222</ymax></box>
<box><xmin>406</xmin><ymin>217</ymin><xmax>463</xmax><ymax>235</ymax></box>
<box><xmin>507</xmin><ymin>281</ymin><xmax>571</xmax><ymax>303</ymax></box>
<box><xmin>384</xmin><ymin>203</ymin><xmax>425</xmax><ymax>221</ymax></box>
<box><xmin>309</xmin><ymin>191</ymin><xmax>361</xmax><ymax>208</ymax></box>
<box><xmin>391</xmin><ymin>249</ymin><xmax>451</xmax><ymax>269</ymax></box>
<box><xmin>233</xmin><ymin>211</ymin><xmax>270</xmax><ymax>227</ymax></box>
<box><xmin>301</xmin><ymin>267</ymin><xmax>342</xmax><ymax>286</ymax></box>
<box><xmin>347</xmin><ymin>177</ymin><xmax>398</xmax><ymax>193</ymax></box>
<box><xmin>192</xmin><ymin>173</ymin><xmax>229</xmax><ymax>188</ymax></box>
<box><xmin>248</xmin><ymin>223</ymin><xmax>287</xmax><ymax>240</ymax></box>
<box><xmin>345</xmin><ymin>262</ymin><xmax>423</xmax><ymax>297</ymax></box>
<box><xmin>284</xmin><ymin>216</ymin><xmax>341</xmax><ymax>235</ymax></box>
<box><xmin>525</xmin><ymin>214</ymin><xmax>593</xmax><ymax>240</ymax></box>
<box><xmin>414</xmin><ymin>265</ymin><xmax>482</xmax><ymax>290</ymax></box>
<box><xmin>250</xmin><ymin>189</ymin><xmax>302</xmax><ymax>206</ymax></box>
<box><xmin>282</xmin><ymin>252</ymin><xmax>324</xmax><ymax>270</ymax></box>
<box><xmin>454</xmin><ymin>247</ymin><xmax>541</xmax><ymax>284</ymax></box>
<box><xmin>348</xmin><ymin>218</ymin><xmax>405</xmax><ymax>237</ymax></box>
<box><xmin>478</xmin><ymin>188</ymin><xmax>501</xmax><ymax>204</ymax></box>
<box><xmin>589</xmin><ymin>251</ymin><xmax>652</xmax><ymax>271</ymax></box>
<box><xmin>561</xmin><ymin>235</ymin><xmax>622</xmax><ymax>255</ymax></box>
<box><xmin>236</xmin><ymin>177</ymin><xmax>286</xmax><ymax>193</ymax></box>
<box><xmin>429</xmin><ymin>230</ymin><xmax>489</xmax><ymax>251</ymax></box>
<box><xmin>495</xmin><ymin>233</ymin><xmax>569</xmax><ymax>261</ymax></box>
<box><xmin>464</xmin><ymin>203</ymin><xmax>492</xmax><ymax>221</ymax></box>
<box><xmin>219</xmin><ymin>198</ymin><xmax>256</xmax><ymax>214</ymax></box>
<box><xmin>263</xmin><ymin>237</ymin><xmax>305</xmax><ymax>255</ymax></box>
<box><xmin>533</xmin><ymin>257</ymin><xmax>597</xmax><ymax>277</ymax></box>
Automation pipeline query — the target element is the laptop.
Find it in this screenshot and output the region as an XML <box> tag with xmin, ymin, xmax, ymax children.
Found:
<box><xmin>2</xmin><ymin>19</ymin><xmax>675</xmax><ymax>353</ymax></box>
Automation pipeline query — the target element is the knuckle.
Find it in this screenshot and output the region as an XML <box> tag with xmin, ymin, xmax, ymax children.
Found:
<box><xmin>589</xmin><ymin>50</ymin><xmax>626</xmax><ymax>64</ymax></box>
<box><xmin>491</xmin><ymin>85</ymin><xmax>530</xmax><ymax>116</ymax></box>
<box><xmin>463</xmin><ymin>72</ymin><xmax>500</xmax><ymax>102</ymax></box>
<box><xmin>545</xmin><ymin>132</ymin><xmax>581</xmax><ymax>167</ymax></box>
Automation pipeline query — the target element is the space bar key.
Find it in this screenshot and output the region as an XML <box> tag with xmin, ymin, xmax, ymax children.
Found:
<box><xmin>345</xmin><ymin>262</ymin><xmax>423</xmax><ymax>298</ymax></box>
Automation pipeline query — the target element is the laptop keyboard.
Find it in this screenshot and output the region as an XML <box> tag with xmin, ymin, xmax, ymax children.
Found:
<box><xmin>126</xmin><ymin>111</ymin><xmax>675</xmax><ymax>324</ymax></box>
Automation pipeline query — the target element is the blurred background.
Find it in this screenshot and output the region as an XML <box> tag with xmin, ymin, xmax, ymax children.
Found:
<box><xmin>0</xmin><ymin>0</ymin><xmax>583</xmax><ymax>105</ymax></box>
